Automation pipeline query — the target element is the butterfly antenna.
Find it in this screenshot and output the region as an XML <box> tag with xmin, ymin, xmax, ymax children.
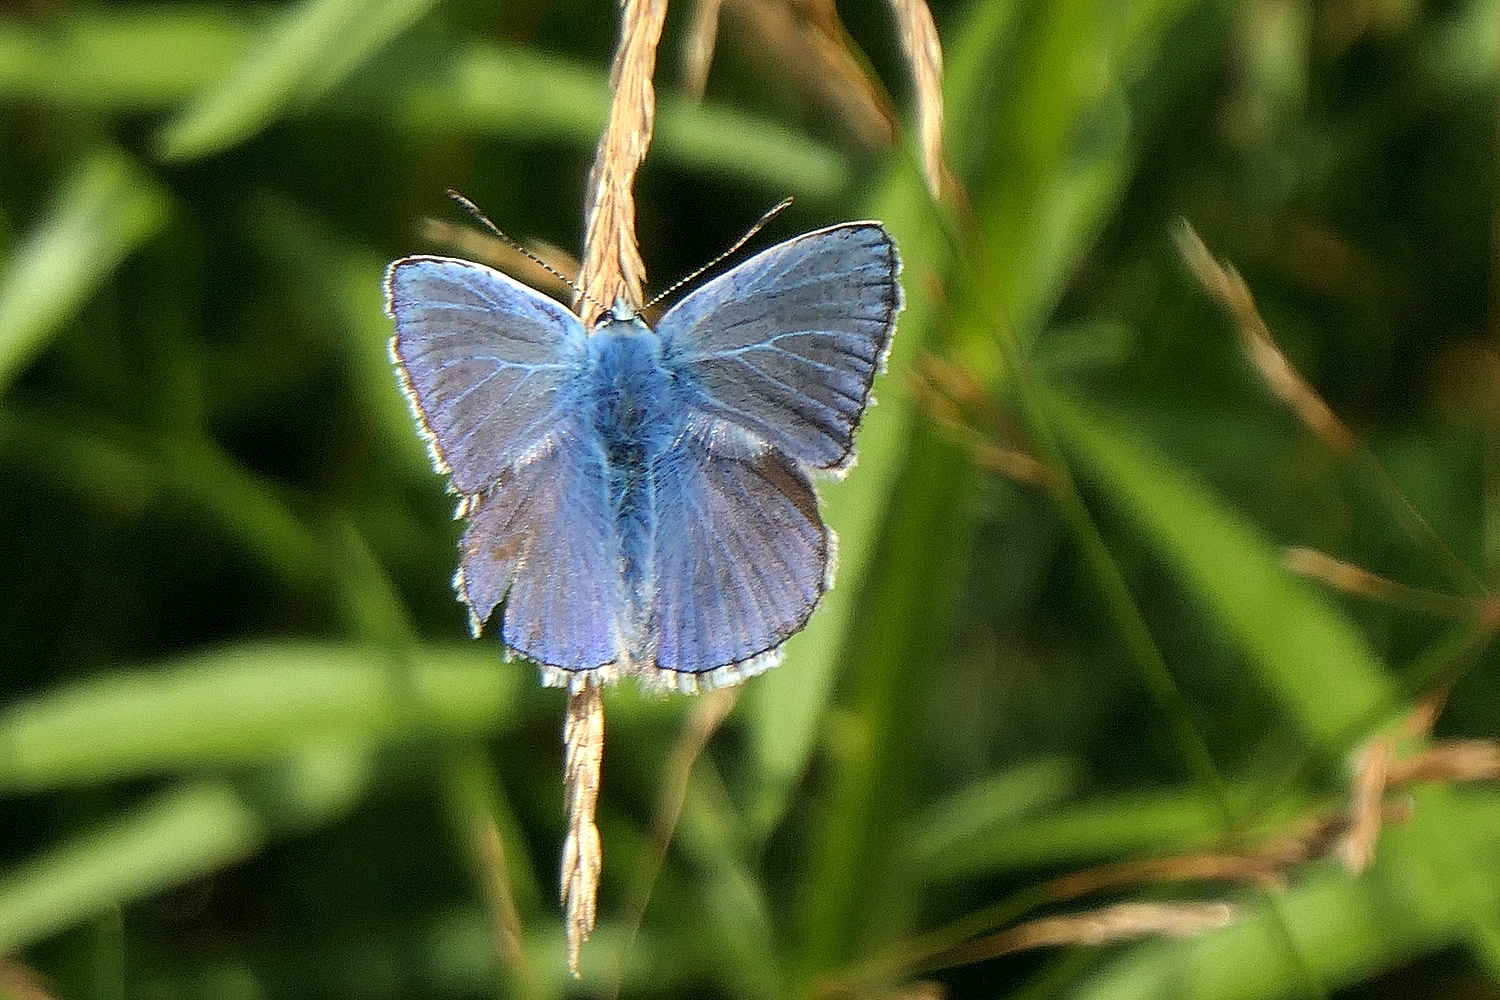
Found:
<box><xmin>445</xmin><ymin>190</ymin><xmax>609</xmax><ymax>315</ymax></box>
<box><xmin>643</xmin><ymin>197</ymin><xmax>794</xmax><ymax>310</ymax></box>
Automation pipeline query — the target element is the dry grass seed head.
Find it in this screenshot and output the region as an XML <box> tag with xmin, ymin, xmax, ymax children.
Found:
<box><xmin>1174</xmin><ymin>221</ymin><xmax>1357</xmax><ymax>454</ymax></box>
<box><xmin>577</xmin><ymin>0</ymin><xmax>669</xmax><ymax>325</ymax></box>
<box><xmin>562</xmin><ymin>679</ymin><xmax>606</xmax><ymax>976</ymax></box>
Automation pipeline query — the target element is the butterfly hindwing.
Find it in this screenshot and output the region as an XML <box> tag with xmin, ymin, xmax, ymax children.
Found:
<box><xmin>457</xmin><ymin>413</ymin><xmax>629</xmax><ymax>672</ymax></box>
<box><xmin>645</xmin><ymin>428</ymin><xmax>830</xmax><ymax>681</ymax></box>
<box><xmin>655</xmin><ymin>223</ymin><xmax>901</xmax><ymax>472</ymax></box>
<box><xmin>386</xmin><ymin>256</ymin><xmax>586</xmax><ymax>494</ymax></box>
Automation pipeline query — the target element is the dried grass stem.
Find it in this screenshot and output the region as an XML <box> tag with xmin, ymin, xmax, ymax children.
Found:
<box><xmin>1283</xmin><ymin>547</ymin><xmax>1483</xmax><ymax>620</ymax></box>
<box><xmin>933</xmin><ymin>902</ymin><xmax>1238</xmax><ymax>970</ymax></box>
<box><xmin>476</xmin><ymin>818</ymin><xmax>537</xmax><ymax>991</ymax></box>
<box><xmin>1174</xmin><ymin>221</ymin><xmax>1356</xmax><ymax>454</ymax></box>
<box><xmin>562</xmin><ymin>681</ymin><xmax>605</xmax><ymax>977</ymax></box>
<box><xmin>561</xmin><ymin>0</ymin><xmax>671</xmax><ymax>975</ymax></box>
<box><xmin>890</xmin><ymin>0</ymin><xmax>949</xmax><ymax>199</ymax></box>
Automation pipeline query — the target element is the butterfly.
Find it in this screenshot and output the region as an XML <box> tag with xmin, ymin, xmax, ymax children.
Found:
<box><xmin>385</xmin><ymin>220</ymin><xmax>902</xmax><ymax>692</ymax></box>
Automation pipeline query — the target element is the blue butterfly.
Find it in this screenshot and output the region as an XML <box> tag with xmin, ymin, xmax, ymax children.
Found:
<box><xmin>385</xmin><ymin>221</ymin><xmax>902</xmax><ymax>691</ymax></box>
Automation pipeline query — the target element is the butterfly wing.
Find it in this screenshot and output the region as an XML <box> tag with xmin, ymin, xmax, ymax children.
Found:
<box><xmin>455</xmin><ymin>415</ymin><xmax>629</xmax><ymax>674</ymax></box>
<box><xmin>654</xmin><ymin>223</ymin><xmax>901</xmax><ymax>472</ymax></box>
<box><xmin>643</xmin><ymin>430</ymin><xmax>831</xmax><ymax>687</ymax></box>
<box><xmin>388</xmin><ymin>255</ymin><xmax>627</xmax><ymax>673</ymax></box>
<box><xmin>386</xmin><ymin>255</ymin><xmax>585</xmax><ymax>494</ymax></box>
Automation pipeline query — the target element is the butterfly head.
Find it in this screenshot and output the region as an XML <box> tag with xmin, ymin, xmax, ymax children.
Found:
<box><xmin>611</xmin><ymin>297</ymin><xmax>641</xmax><ymax>323</ymax></box>
<box><xmin>591</xmin><ymin>296</ymin><xmax>652</xmax><ymax>337</ymax></box>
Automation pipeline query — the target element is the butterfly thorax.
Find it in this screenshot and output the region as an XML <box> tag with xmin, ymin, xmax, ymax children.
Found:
<box><xmin>585</xmin><ymin>316</ymin><xmax>678</xmax><ymax>465</ymax></box>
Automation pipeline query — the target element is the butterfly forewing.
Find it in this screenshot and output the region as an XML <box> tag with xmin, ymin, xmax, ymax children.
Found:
<box><xmin>388</xmin><ymin>255</ymin><xmax>630</xmax><ymax>669</ymax></box>
<box><xmin>655</xmin><ymin>223</ymin><xmax>901</xmax><ymax>472</ymax></box>
<box><xmin>386</xmin><ymin>256</ymin><xmax>587</xmax><ymax>494</ymax></box>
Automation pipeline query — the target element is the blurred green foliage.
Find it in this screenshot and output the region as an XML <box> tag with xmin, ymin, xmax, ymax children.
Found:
<box><xmin>2</xmin><ymin>0</ymin><xmax>1500</xmax><ymax>997</ymax></box>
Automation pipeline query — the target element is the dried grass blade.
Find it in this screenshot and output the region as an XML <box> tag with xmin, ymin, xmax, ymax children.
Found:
<box><xmin>727</xmin><ymin>0</ymin><xmax>895</xmax><ymax>150</ymax></box>
<box><xmin>889</xmin><ymin>0</ymin><xmax>949</xmax><ymax>199</ymax></box>
<box><xmin>682</xmin><ymin>0</ymin><xmax>725</xmax><ymax>97</ymax></box>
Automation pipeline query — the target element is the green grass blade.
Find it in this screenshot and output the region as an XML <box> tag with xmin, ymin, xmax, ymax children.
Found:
<box><xmin>0</xmin><ymin>8</ymin><xmax>847</xmax><ymax>193</ymax></box>
<box><xmin>384</xmin><ymin>43</ymin><xmax>849</xmax><ymax>196</ymax></box>
<box><xmin>0</xmin><ymin>7</ymin><xmax>244</xmax><ymax>109</ymax></box>
<box><xmin>0</xmin><ymin>149</ymin><xmax>170</xmax><ymax>392</ymax></box>
<box><xmin>1042</xmin><ymin>388</ymin><xmax>1393</xmax><ymax>745</ymax></box>
<box><xmin>0</xmin><ymin>642</ymin><xmax>519</xmax><ymax>791</ymax></box>
<box><xmin>0</xmin><ymin>742</ymin><xmax>378</xmax><ymax>954</ymax></box>
<box><xmin>738</xmin><ymin>157</ymin><xmax>957</xmax><ymax>838</ymax></box>
<box><xmin>735</xmin><ymin>0</ymin><xmax>1034</xmax><ymax>839</ymax></box>
<box><xmin>927</xmin><ymin>787</ymin><xmax>1240</xmax><ymax>877</ymax></box>
<box><xmin>674</xmin><ymin>767</ymin><xmax>782</xmax><ymax>1000</ymax></box>
<box><xmin>742</xmin><ymin>0</ymin><xmax>1222</xmax><ymax>848</ymax></box>
<box><xmin>908</xmin><ymin>758</ymin><xmax>1082</xmax><ymax>881</ymax></box>
<box><xmin>790</xmin><ymin>435</ymin><xmax>980</xmax><ymax>971</ymax></box>
<box><xmin>0</xmin><ymin>782</ymin><xmax>265</xmax><ymax>953</ymax></box>
<box><xmin>155</xmin><ymin>0</ymin><xmax>439</xmax><ymax>160</ymax></box>
<box><xmin>754</xmin><ymin>0</ymin><xmax>1225</xmax><ymax>972</ymax></box>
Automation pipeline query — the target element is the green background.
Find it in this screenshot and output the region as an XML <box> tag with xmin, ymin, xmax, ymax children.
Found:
<box><xmin>1</xmin><ymin>0</ymin><xmax>1499</xmax><ymax>997</ymax></box>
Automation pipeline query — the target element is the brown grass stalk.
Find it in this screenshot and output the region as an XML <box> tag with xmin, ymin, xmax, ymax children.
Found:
<box><xmin>476</xmin><ymin>817</ymin><xmax>538</xmax><ymax>992</ymax></box>
<box><xmin>889</xmin><ymin>0</ymin><xmax>949</xmax><ymax>200</ymax></box>
<box><xmin>930</xmin><ymin>902</ymin><xmax>1239</xmax><ymax>970</ymax></box>
<box><xmin>562</xmin><ymin>679</ymin><xmax>606</xmax><ymax>977</ymax></box>
<box><xmin>1283</xmin><ymin>547</ymin><xmax>1482</xmax><ymax>620</ymax></box>
<box><xmin>681</xmin><ymin>0</ymin><xmax>725</xmax><ymax>97</ymax></box>
<box><xmin>1401</xmin><ymin>686</ymin><xmax>1450</xmax><ymax>740</ymax></box>
<box><xmin>0</xmin><ymin>962</ymin><xmax>57</xmax><ymax>1000</ymax></box>
<box><xmin>725</xmin><ymin>0</ymin><xmax>896</xmax><ymax>150</ymax></box>
<box><xmin>1178</xmin><ymin>220</ymin><xmax>1491</xmax><ymax>600</ymax></box>
<box><xmin>609</xmin><ymin>690</ymin><xmax>739</xmax><ymax>999</ymax></box>
<box><xmin>909</xmin><ymin>356</ymin><xmax>1058</xmax><ymax>488</ymax></box>
<box><xmin>1044</xmin><ymin>852</ymin><xmax>1293</xmax><ymax>901</ymax></box>
<box><xmin>562</xmin><ymin>0</ymin><xmax>671</xmax><ymax>976</ymax></box>
<box><xmin>1391</xmin><ymin>739</ymin><xmax>1500</xmax><ymax>783</ymax></box>
<box><xmin>837</xmin><ymin>702</ymin><xmax>1500</xmax><ymax>992</ymax></box>
<box><xmin>1175</xmin><ymin>220</ymin><xmax>1358</xmax><ymax>455</ymax></box>
<box><xmin>693</xmin><ymin>0</ymin><xmax>948</xmax><ymax>196</ymax></box>
<box><xmin>1336</xmin><ymin>689</ymin><xmax>1500</xmax><ymax>873</ymax></box>
<box><xmin>824</xmin><ymin>791</ymin><xmax>1431</xmax><ymax>995</ymax></box>
<box><xmin>1340</xmin><ymin>733</ymin><xmax>1395</xmax><ymax>873</ymax></box>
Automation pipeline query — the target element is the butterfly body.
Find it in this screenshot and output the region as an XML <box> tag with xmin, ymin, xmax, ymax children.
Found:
<box><xmin>386</xmin><ymin>222</ymin><xmax>901</xmax><ymax>691</ymax></box>
<box><xmin>579</xmin><ymin>313</ymin><xmax>679</xmax><ymax>639</ymax></box>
